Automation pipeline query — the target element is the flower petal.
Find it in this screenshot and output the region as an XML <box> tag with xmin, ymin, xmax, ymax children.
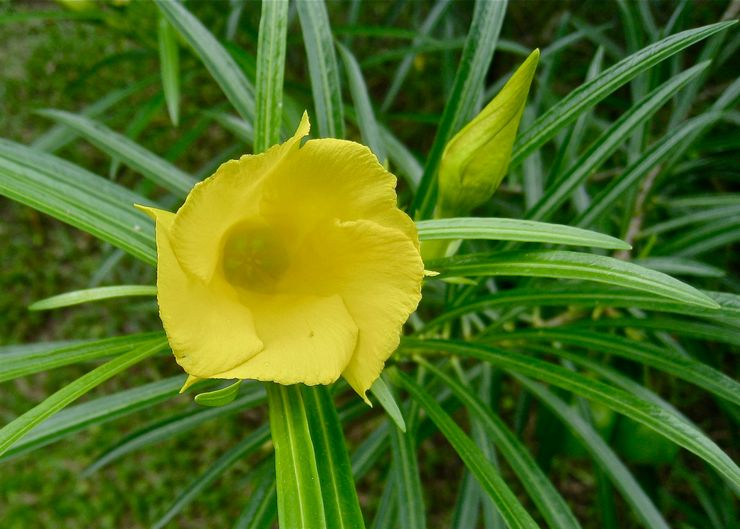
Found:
<box><xmin>138</xmin><ymin>205</ymin><xmax>264</xmax><ymax>378</ymax></box>
<box><xmin>169</xmin><ymin>113</ymin><xmax>311</xmax><ymax>282</ymax></box>
<box><xmin>260</xmin><ymin>136</ymin><xmax>419</xmax><ymax>249</ymax></box>
<box><xmin>286</xmin><ymin>218</ymin><xmax>423</xmax><ymax>398</ymax></box>
<box><xmin>217</xmin><ymin>293</ymin><xmax>358</xmax><ymax>386</ymax></box>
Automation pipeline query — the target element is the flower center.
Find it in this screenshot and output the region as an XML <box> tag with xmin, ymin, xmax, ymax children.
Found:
<box><xmin>221</xmin><ymin>221</ymin><xmax>290</xmax><ymax>293</ymax></box>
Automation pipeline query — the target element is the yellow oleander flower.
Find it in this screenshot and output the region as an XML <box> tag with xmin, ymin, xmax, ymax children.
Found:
<box><xmin>137</xmin><ymin>113</ymin><xmax>423</xmax><ymax>400</ymax></box>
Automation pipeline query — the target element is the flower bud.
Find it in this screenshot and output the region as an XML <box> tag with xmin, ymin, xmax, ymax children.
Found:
<box><xmin>438</xmin><ymin>49</ymin><xmax>539</xmax><ymax>216</ymax></box>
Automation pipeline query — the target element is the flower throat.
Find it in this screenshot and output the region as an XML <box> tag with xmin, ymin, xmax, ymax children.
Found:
<box><xmin>221</xmin><ymin>220</ymin><xmax>290</xmax><ymax>293</ymax></box>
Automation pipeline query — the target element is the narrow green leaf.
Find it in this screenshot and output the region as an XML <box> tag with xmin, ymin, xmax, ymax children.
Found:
<box><xmin>575</xmin><ymin>112</ymin><xmax>722</xmax><ymax>227</ymax></box>
<box><xmin>451</xmin><ymin>469</ymin><xmax>482</xmax><ymax>529</ymax></box>
<box><xmin>369</xmin><ymin>375</ymin><xmax>406</xmax><ymax>432</ymax></box>
<box><xmin>634</xmin><ymin>257</ymin><xmax>725</xmax><ymax>278</ymax></box>
<box><xmin>254</xmin><ymin>0</ymin><xmax>289</xmax><ymax>153</ymax></box>
<box><xmin>489</xmin><ymin>329</ymin><xmax>740</xmax><ymax>405</ymax></box>
<box><xmin>517</xmin><ymin>376</ymin><xmax>671</xmax><ymax>529</ymax></box>
<box><xmin>511</xmin><ymin>20</ymin><xmax>737</xmax><ymax>167</ymax></box>
<box><xmin>568</xmin><ymin>317</ymin><xmax>740</xmax><ymax>346</ymax></box>
<box><xmin>36</xmin><ymin>110</ymin><xmax>196</xmax><ymax>198</ymax></box>
<box><xmin>390</xmin><ymin>418</ymin><xmax>426</xmax><ymax>529</ymax></box>
<box><xmin>421</xmin><ymin>286</ymin><xmax>740</xmax><ymax>332</ymax></box>
<box><xmin>158</xmin><ymin>15</ymin><xmax>180</xmax><ymax>126</ymax></box>
<box><xmin>417</xmin><ymin>217</ymin><xmax>630</xmax><ymax>249</ymax></box>
<box><xmin>659</xmin><ymin>216</ymin><xmax>740</xmax><ymax>258</ymax></box>
<box><xmin>0</xmin><ymin>332</ymin><xmax>164</xmax><ymax>383</ymax></box>
<box><xmin>0</xmin><ymin>377</ymin><xmax>183</xmax><ymax>462</ymax></box>
<box><xmin>0</xmin><ymin>338</ymin><xmax>167</xmax><ymax>457</ymax></box>
<box><xmin>381</xmin><ymin>0</ymin><xmax>452</xmax><ymax>111</ymax></box>
<box><xmin>29</xmin><ymin>285</ymin><xmax>156</xmax><ymax>311</ymax></box>
<box><xmin>526</xmin><ymin>61</ymin><xmax>710</xmax><ymax>222</ymax></box>
<box><xmin>154</xmin><ymin>0</ymin><xmax>256</xmax><ymax>122</ymax></box>
<box><xmin>350</xmin><ymin>422</ymin><xmax>389</xmax><ymax>480</ymax></box>
<box><xmin>379</xmin><ymin>124</ymin><xmax>422</xmax><ymax>190</ymax></box>
<box><xmin>195</xmin><ymin>380</ymin><xmax>243</xmax><ymax>407</ymax></box>
<box><xmin>152</xmin><ymin>425</ymin><xmax>270</xmax><ymax>529</ymax></box>
<box><xmin>0</xmin><ymin>139</ymin><xmax>157</xmax><ymax>265</ymax></box>
<box><xmin>337</xmin><ymin>42</ymin><xmax>386</xmax><ymax>162</ymax></box>
<box><xmin>428</xmin><ymin>250</ymin><xmax>719</xmax><ymax>309</ymax></box>
<box><xmin>419</xmin><ymin>359</ymin><xmax>583</xmax><ymax>529</ymax></box>
<box><xmin>109</xmin><ymin>91</ymin><xmax>166</xmax><ymax>178</ymax></box>
<box><xmin>84</xmin><ymin>386</ymin><xmax>266</xmax><ymax>476</ymax></box>
<box><xmin>303</xmin><ymin>385</ymin><xmax>366</xmax><ymax>529</ymax></box>
<box><xmin>296</xmin><ymin>0</ymin><xmax>344</xmax><ymax>138</ymax></box>
<box><xmin>32</xmin><ymin>75</ymin><xmax>159</xmax><ymax>152</ymax></box>
<box><xmin>395</xmin><ymin>371</ymin><xmax>541</xmax><ymax>529</ymax></box>
<box><xmin>401</xmin><ymin>338</ymin><xmax>740</xmax><ymax>489</ymax></box>
<box><xmin>234</xmin><ymin>460</ymin><xmax>278</xmax><ymax>529</ymax></box>
<box><xmin>209</xmin><ymin>111</ymin><xmax>255</xmax><ymax>144</ymax></box>
<box><xmin>370</xmin><ymin>471</ymin><xmax>396</xmax><ymax>529</ymax></box>
<box><xmin>640</xmin><ymin>205</ymin><xmax>740</xmax><ymax>239</ymax></box>
<box><xmin>266</xmin><ymin>383</ymin><xmax>327</xmax><ymax>529</ymax></box>
<box><xmin>413</xmin><ymin>0</ymin><xmax>508</xmax><ymax>218</ymax></box>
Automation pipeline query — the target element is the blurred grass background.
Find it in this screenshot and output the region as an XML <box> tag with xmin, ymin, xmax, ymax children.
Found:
<box><xmin>0</xmin><ymin>1</ymin><xmax>735</xmax><ymax>528</ymax></box>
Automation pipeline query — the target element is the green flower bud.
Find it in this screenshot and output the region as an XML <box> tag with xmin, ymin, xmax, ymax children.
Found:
<box><xmin>438</xmin><ymin>49</ymin><xmax>539</xmax><ymax>216</ymax></box>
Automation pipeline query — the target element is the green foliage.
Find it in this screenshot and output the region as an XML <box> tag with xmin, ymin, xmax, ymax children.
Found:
<box><xmin>1</xmin><ymin>1</ymin><xmax>738</xmax><ymax>528</ymax></box>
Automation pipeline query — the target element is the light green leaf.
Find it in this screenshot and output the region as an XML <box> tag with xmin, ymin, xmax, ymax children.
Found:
<box><xmin>634</xmin><ymin>257</ymin><xmax>725</xmax><ymax>278</ymax></box>
<box><xmin>36</xmin><ymin>109</ymin><xmax>196</xmax><ymax>198</ymax></box>
<box><xmin>379</xmin><ymin>124</ymin><xmax>422</xmax><ymax>190</ymax></box>
<box><xmin>381</xmin><ymin>0</ymin><xmax>452</xmax><ymax>111</ymax></box>
<box><xmin>29</xmin><ymin>285</ymin><xmax>156</xmax><ymax>311</ymax></box>
<box><xmin>395</xmin><ymin>371</ymin><xmax>541</xmax><ymax>529</ymax></box>
<box><xmin>254</xmin><ymin>0</ymin><xmax>289</xmax><ymax>153</ymax></box>
<box><xmin>517</xmin><ymin>377</ymin><xmax>671</xmax><ymax>529</ymax></box>
<box><xmin>154</xmin><ymin>0</ymin><xmax>256</xmax><ymax>123</ymax></box>
<box><xmin>489</xmin><ymin>329</ymin><xmax>740</xmax><ymax>404</ymax></box>
<box><xmin>209</xmin><ymin>111</ymin><xmax>255</xmax><ymax>144</ymax></box>
<box><xmin>84</xmin><ymin>386</ymin><xmax>266</xmax><ymax>476</ymax></box>
<box><xmin>158</xmin><ymin>15</ymin><xmax>180</xmax><ymax>126</ymax></box>
<box><xmin>32</xmin><ymin>75</ymin><xmax>159</xmax><ymax>152</ymax></box>
<box><xmin>0</xmin><ymin>139</ymin><xmax>157</xmax><ymax>265</ymax></box>
<box><xmin>195</xmin><ymin>380</ymin><xmax>243</xmax><ymax>407</ymax></box>
<box><xmin>390</xmin><ymin>417</ymin><xmax>426</xmax><ymax>529</ymax></box>
<box><xmin>526</xmin><ymin>61</ymin><xmax>710</xmax><ymax>222</ymax></box>
<box><xmin>369</xmin><ymin>375</ymin><xmax>406</xmax><ymax>432</ymax></box>
<box><xmin>234</xmin><ymin>460</ymin><xmax>278</xmax><ymax>529</ymax></box>
<box><xmin>0</xmin><ymin>377</ymin><xmax>184</xmax><ymax>462</ymax></box>
<box><xmin>575</xmin><ymin>111</ymin><xmax>723</xmax><ymax>227</ymax></box>
<box><xmin>337</xmin><ymin>42</ymin><xmax>386</xmax><ymax>162</ymax></box>
<box><xmin>416</xmin><ymin>217</ymin><xmax>630</xmax><ymax>249</ymax></box>
<box><xmin>296</xmin><ymin>0</ymin><xmax>344</xmax><ymax>138</ymax></box>
<box><xmin>303</xmin><ymin>385</ymin><xmax>366</xmax><ymax>529</ymax></box>
<box><xmin>152</xmin><ymin>425</ymin><xmax>271</xmax><ymax>529</ymax></box>
<box><xmin>401</xmin><ymin>338</ymin><xmax>740</xmax><ymax>489</ymax></box>
<box><xmin>0</xmin><ymin>337</ymin><xmax>167</xmax><ymax>457</ymax></box>
<box><xmin>658</xmin><ymin>216</ymin><xmax>740</xmax><ymax>258</ymax></box>
<box><xmin>266</xmin><ymin>383</ymin><xmax>327</xmax><ymax>529</ymax></box>
<box><xmin>0</xmin><ymin>333</ymin><xmax>164</xmax><ymax>383</ymax></box>
<box><xmin>421</xmin><ymin>286</ymin><xmax>740</xmax><ymax>332</ymax></box>
<box><xmin>351</xmin><ymin>422</ymin><xmax>389</xmax><ymax>480</ymax></box>
<box><xmin>428</xmin><ymin>250</ymin><xmax>719</xmax><ymax>308</ymax></box>
<box><xmin>419</xmin><ymin>359</ymin><xmax>582</xmax><ymax>529</ymax></box>
<box><xmin>511</xmin><ymin>20</ymin><xmax>737</xmax><ymax>167</ymax></box>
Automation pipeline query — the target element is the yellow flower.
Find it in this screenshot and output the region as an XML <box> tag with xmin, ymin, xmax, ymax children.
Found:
<box><xmin>137</xmin><ymin>113</ymin><xmax>423</xmax><ymax>400</ymax></box>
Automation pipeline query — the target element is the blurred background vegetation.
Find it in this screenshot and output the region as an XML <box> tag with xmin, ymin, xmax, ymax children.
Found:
<box><xmin>0</xmin><ymin>1</ymin><xmax>737</xmax><ymax>528</ymax></box>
